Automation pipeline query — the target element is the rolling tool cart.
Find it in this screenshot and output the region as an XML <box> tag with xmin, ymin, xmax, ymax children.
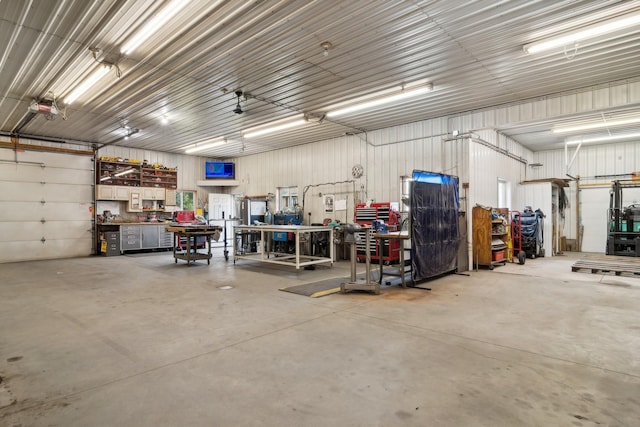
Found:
<box><xmin>510</xmin><ymin>210</ymin><xmax>526</xmax><ymax>264</ymax></box>
<box><xmin>511</xmin><ymin>207</ymin><xmax>545</xmax><ymax>259</ymax></box>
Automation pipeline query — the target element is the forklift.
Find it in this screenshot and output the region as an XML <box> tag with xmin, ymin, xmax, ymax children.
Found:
<box><xmin>606</xmin><ymin>180</ymin><xmax>640</xmax><ymax>257</ymax></box>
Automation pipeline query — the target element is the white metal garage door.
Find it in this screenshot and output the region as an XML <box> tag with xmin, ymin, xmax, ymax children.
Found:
<box><xmin>0</xmin><ymin>149</ymin><xmax>94</xmax><ymax>263</ymax></box>
<box><xmin>580</xmin><ymin>187</ymin><xmax>609</xmax><ymax>253</ymax></box>
<box><xmin>580</xmin><ymin>186</ymin><xmax>640</xmax><ymax>254</ymax></box>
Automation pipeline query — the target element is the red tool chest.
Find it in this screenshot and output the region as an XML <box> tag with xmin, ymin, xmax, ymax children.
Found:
<box><xmin>354</xmin><ymin>202</ymin><xmax>401</xmax><ymax>264</ymax></box>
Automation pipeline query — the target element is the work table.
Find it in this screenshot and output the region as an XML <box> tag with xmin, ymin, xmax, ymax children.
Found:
<box><xmin>233</xmin><ymin>224</ymin><xmax>334</xmax><ymax>269</ymax></box>
<box><xmin>99</xmin><ymin>222</ymin><xmax>172</xmax><ymax>226</ymax></box>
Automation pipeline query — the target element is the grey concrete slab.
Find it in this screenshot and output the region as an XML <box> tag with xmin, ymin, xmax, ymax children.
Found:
<box><xmin>0</xmin><ymin>251</ymin><xmax>638</xmax><ymax>426</ymax></box>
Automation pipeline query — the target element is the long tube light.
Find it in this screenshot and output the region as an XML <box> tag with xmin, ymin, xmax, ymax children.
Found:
<box><xmin>523</xmin><ymin>11</ymin><xmax>640</xmax><ymax>54</ymax></box>
<box><xmin>326</xmin><ymin>83</ymin><xmax>433</xmax><ymax>117</ymax></box>
<box><xmin>553</xmin><ymin>117</ymin><xmax>640</xmax><ymax>133</ymax></box>
<box><xmin>184</xmin><ymin>139</ymin><xmax>226</xmax><ymax>154</ymax></box>
<box><xmin>65</xmin><ymin>65</ymin><xmax>111</xmax><ymax>104</ymax></box>
<box><xmin>114</xmin><ymin>168</ymin><xmax>136</xmax><ymax>177</ymax></box>
<box><xmin>121</xmin><ymin>0</ymin><xmax>188</xmax><ymax>55</ymax></box>
<box><xmin>242</xmin><ymin>114</ymin><xmax>307</xmax><ymax>139</ymax></box>
<box><xmin>566</xmin><ymin>132</ymin><xmax>640</xmax><ymax>145</ymax></box>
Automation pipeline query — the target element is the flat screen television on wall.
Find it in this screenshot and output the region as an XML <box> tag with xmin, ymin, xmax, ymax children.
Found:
<box><xmin>205</xmin><ymin>161</ymin><xmax>235</xmax><ymax>179</ymax></box>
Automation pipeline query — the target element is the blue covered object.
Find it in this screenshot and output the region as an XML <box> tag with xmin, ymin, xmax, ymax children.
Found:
<box><xmin>512</xmin><ymin>208</ymin><xmax>544</xmax><ymax>258</ymax></box>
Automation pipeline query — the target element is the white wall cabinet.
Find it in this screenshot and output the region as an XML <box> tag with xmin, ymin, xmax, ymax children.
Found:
<box><xmin>165</xmin><ymin>189</ymin><xmax>177</xmax><ymax>206</ymax></box>
<box><xmin>142</xmin><ymin>187</ymin><xmax>165</xmax><ymax>200</ymax></box>
<box><xmin>128</xmin><ymin>190</ymin><xmax>143</xmax><ymax>212</ymax></box>
<box><xmin>97</xmin><ymin>185</ymin><xmax>130</xmax><ymax>201</ymax></box>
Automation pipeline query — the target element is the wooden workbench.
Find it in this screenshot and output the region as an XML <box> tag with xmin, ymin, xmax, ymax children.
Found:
<box><xmin>165</xmin><ymin>224</ymin><xmax>223</xmax><ymax>265</ymax></box>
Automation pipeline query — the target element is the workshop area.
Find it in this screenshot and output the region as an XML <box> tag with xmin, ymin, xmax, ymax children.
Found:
<box><xmin>2</xmin><ymin>1</ymin><xmax>640</xmax><ymax>426</ymax></box>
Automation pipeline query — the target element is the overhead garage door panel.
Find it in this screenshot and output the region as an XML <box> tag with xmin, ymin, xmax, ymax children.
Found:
<box><xmin>0</xmin><ymin>220</ymin><xmax>92</xmax><ymax>241</ymax></box>
<box><xmin>0</xmin><ymin>149</ymin><xmax>92</xmax><ymax>167</ymax></box>
<box><xmin>0</xmin><ymin>149</ymin><xmax>94</xmax><ymax>263</ymax></box>
<box><xmin>0</xmin><ymin>201</ymin><xmax>93</xmax><ymax>221</ymax></box>
<box><xmin>0</xmin><ymin>162</ymin><xmax>92</xmax><ymax>184</ymax></box>
<box><xmin>0</xmin><ymin>181</ymin><xmax>93</xmax><ymax>202</ymax></box>
<box><xmin>580</xmin><ymin>186</ymin><xmax>640</xmax><ymax>253</ymax></box>
<box><xmin>0</xmin><ymin>238</ymin><xmax>92</xmax><ymax>263</ymax></box>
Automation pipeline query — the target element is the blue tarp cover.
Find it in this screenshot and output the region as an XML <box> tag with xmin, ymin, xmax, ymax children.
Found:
<box><xmin>411</xmin><ymin>170</ymin><xmax>460</xmax><ymax>281</ymax></box>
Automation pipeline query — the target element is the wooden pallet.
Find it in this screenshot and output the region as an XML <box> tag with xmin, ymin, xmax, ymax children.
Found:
<box><xmin>571</xmin><ymin>254</ymin><xmax>640</xmax><ymax>275</ymax></box>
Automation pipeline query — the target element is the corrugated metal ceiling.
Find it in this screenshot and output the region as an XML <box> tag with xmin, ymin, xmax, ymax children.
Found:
<box><xmin>1</xmin><ymin>0</ymin><xmax>640</xmax><ymax>157</ymax></box>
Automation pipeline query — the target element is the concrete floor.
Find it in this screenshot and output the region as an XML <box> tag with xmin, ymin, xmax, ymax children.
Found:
<box><xmin>0</xmin><ymin>249</ymin><xmax>639</xmax><ymax>426</ymax></box>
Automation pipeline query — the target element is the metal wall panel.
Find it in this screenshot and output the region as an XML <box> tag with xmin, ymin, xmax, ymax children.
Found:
<box><xmin>229</xmin><ymin>116</ymin><xmax>457</xmax><ymax>224</ymax></box>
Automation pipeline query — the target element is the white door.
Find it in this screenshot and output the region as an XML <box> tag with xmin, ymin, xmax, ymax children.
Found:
<box><xmin>0</xmin><ymin>149</ymin><xmax>94</xmax><ymax>263</ymax></box>
<box><xmin>208</xmin><ymin>193</ymin><xmax>234</xmax><ymax>245</ymax></box>
<box><xmin>208</xmin><ymin>193</ymin><xmax>232</xmax><ymax>219</ymax></box>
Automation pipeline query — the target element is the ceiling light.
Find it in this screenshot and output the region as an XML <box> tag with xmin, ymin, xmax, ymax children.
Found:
<box><xmin>321</xmin><ymin>41</ymin><xmax>333</xmax><ymax>57</ymax></box>
<box><xmin>120</xmin><ymin>0</ymin><xmax>188</xmax><ymax>55</ymax></box>
<box><xmin>326</xmin><ymin>82</ymin><xmax>433</xmax><ymax>117</ymax></box>
<box><xmin>161</xmin><ymin>115</ymin><xmax>169</xmax><ymax>125</ymax></box>
<box><xmin>523</xmin><ymin>11</ymin><xmax>640</xmax><ymax>54</ymax></box>
<box><xmin>122</xmin><ymin>127</ymin><xmax>139</xmax><ymax>140</ymax></box>
<box><xmin>553</xmin><ymin>117</ymin><xmax>640</xmax><ymax>133</ymax></box>
<box><xmin>242</xmin><ymin>114</ymin><xmax>308</xmax><ymax>138</ymax></box>
<box><xmin>184</xmin><ymin>139</ymin><xmax>226</xmax><ymax>154</ymax></box>
<box><xmin>114</xmin><ymin>168</ymin><xmax>136</xmax><ymax>177</ymax></box>
<box><xmin>566</xmin><ymin>132</ymin><xmax>640</xmax><ymax>145</ymax></box>
<box><xmin>64</xmin><ymin>64</ymin><xmax>111</xmax><ymax>104</ymax></box>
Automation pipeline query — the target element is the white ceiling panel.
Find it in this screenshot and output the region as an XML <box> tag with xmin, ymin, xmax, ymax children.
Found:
<box><xmin>2</xmin><ymin>0</ymin><xmax>640</xmax><ymax>157</ymax></box>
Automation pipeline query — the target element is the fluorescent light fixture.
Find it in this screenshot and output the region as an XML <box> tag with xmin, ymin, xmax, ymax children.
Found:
<box><xmin>523</xmin><ymin>11</ymin><xmax>640</xmax><ymax>54</ymax></box>
<box><xmin>100</xmin><ymin>176</ymin><xmax>112</xmax><ymax>182</ymax></box>
<box><xmin>566</xmin><ymin>132</ymin><xmax>640</xmax><ymax>145</ymax></box>
<box><xmin>553</xmin><ymin>117</ymin><xmax>640</xmax><ymax>133</ymax></box>
<box><xmin>64</xmin><ymin>65</ymin><xmax>111</xmax><ymax>104</ymax></box>
<box><xmin>326</xmin><ymin>82</ymin><xmax>433</xmax><ymax>117</ymax></box>
<box><xmin>242</xmin><ymin>114</ymin><xmax>308</xmax><ymax>138</ymax></box>
<box><xmin>114</xmin><ymin>168</ymin><xmax>136</xmax><ymax>177</ymax></box>
<box><xmin>184</xmin><ymin>139</ymin><xmax>226</xmax><ymax>154</ymax></box>
<box><xmin>121</xmin><ymin>0</ymin><xmax>188</xmax><ymax>55</ymax></box>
